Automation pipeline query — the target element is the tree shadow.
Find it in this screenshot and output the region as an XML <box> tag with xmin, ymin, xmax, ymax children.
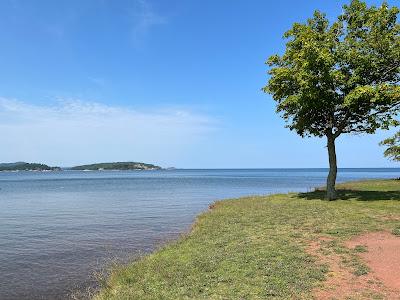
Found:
<box><xmin>299</xmin><ymin>189</ymin><xmax>400</xmax><ymax>201</ymax></box>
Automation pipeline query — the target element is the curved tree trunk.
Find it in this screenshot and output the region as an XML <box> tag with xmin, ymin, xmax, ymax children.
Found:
<box><xmin>326</xmin><ymin>134</ymin><xmax>337</xmax><ymax>200</ymax></box>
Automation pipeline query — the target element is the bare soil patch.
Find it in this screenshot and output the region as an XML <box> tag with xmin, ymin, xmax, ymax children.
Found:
<box><xmin>309</xmin><ymin>232</ymin><xmax>400</xmax><ymax>299</ymax></box>
<box><xmin>346</xmin><ymin>231</ymin><xmax>400</xmax><ymax>292</ymax></box>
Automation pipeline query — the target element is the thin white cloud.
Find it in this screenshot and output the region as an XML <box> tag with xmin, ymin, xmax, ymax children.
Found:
<box><xmin>88</xmin><ymin>77</ymin><xmax>106</xmax><ymax>86</ymax></box>
<box><xmin>130</xmin><ymin>0</ymin><xmax>167</xmax><ymax>44</ymax></box>
<box><xmin>0</xmin><ymin>98</ymin><xmax>216</xmax><ymax>166</ymax></box>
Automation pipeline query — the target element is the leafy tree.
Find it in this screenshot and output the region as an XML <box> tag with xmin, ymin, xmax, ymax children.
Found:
<box><xmin>380</xmin><ymin>131</ymin><xmax>400</xmax><ymax>161</ymax></box>
<box><xmin>263</xmin><ymin>0</ymin><xmax>400</xmax><ymax>200</ymax></box>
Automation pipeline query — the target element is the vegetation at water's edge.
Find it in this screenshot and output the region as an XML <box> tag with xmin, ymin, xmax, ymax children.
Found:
<box><xmin>0</xmin><ymin>162</ymin><xmax>61</xmax><ymax>171</ymax></box>
<box><xmin>94</xmin><ymin>179</ymin><xmax>400</xmax><ymax>300</ymax></box>
<box><xmin>0</xmin><ymin>161</ymin><xmax>163</xmax><ymax>171</ymax></box>
<box><xmin>70</xmin><ymin>162</ymin><xmax>162</xmax><ymax>171</ymax></box>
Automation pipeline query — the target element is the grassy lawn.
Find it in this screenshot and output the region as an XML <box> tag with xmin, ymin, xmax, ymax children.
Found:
<box><xmin>94</xmin><ymin>179</ymin><xmax>400</xmax><ymax>300</ymax></box>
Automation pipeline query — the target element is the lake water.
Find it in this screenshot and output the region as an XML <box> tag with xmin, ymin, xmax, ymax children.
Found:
<box><xmin>0</xmin><ymin>168</ymin><xmax>399</xmax><ymax>299</ymax></box>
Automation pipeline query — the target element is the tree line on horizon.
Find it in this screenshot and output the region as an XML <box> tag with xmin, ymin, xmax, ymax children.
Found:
<box><xmin>0</xmin><ymin>161</ymin><xmax>162</xmax><ymax>171</ymax></box>
<box><xmin>264</xmin><ymin>0</ymin><xmax>400</xmax><ymax>200</ymax></box>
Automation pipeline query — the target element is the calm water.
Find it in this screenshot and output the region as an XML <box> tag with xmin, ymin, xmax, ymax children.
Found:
<box><xmin>0</xmin><ymin>168</ymin><xmax>399</xmax><ymax>299</ymax></box>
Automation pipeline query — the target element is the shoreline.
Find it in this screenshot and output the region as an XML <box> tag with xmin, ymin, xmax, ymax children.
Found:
<box><xmin>94</xmin><ymin>178</ymin><xmax>400</xmax><ymax>300</ymax></box>
<box><xmin>1</xmin><ymin>173</ymin><xmax>398</xmax><ymax>300</ymax></box>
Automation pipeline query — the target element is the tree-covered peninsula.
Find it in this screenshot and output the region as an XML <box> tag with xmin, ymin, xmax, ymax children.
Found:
<box><xmin>0</xmin><ymin>162</ymin><xmax>61</xmax><ymax>171</ymax></box>
<box><xmin>70</xmin><ymin>162</ymin><xmax>162</xmax><ymax>171</ymax></box>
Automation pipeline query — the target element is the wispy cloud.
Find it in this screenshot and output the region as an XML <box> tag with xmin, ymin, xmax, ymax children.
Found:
<box><xmin>130</xmin><ymin>0</ymin><xmax>167</xmax><ymax>44</ymax></box>
<box><xmin>88</xmin><ymin>76</ymin><xmax>106</xmax><ymax>87</ymax></box>
<box><xmin>0</xmin><ymin>98</ymin><xmax>215</xmax><ymax>166</ymax></box>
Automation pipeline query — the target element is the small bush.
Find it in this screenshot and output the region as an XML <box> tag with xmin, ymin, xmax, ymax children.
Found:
<box><xmin>392</xmin><ymin>227</ymin><xmax>400</xmax><ymax>236</ymax></box>
<box><xmin>354</xmin><ymin>245</ymin><xmax>368</xmax><ymax>253</ymax></box>
<box><xmin>354</xmin><ymin>264</ymin><xmax>370</xmax><ymax>276</ymax></box>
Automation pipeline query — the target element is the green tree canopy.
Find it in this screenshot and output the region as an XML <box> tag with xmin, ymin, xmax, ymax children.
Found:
<box><xmin>380</xmin><ymin>131</ymin><xmax>400</xmax><ymax>161</ymax></box>
<box><xmin>264</xmin><ymin>0</ymin><xmax>400</xmax><ymax>200</ymax></box>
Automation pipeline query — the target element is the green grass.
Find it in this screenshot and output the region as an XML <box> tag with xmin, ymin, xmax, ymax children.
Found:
<box><xmin>94</xmin><ymin>179</ymin><xmax>400</xmax><ymax>300</ymax></box>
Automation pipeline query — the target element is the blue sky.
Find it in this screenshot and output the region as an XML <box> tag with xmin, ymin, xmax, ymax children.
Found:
<box><xmin>0</xmin><ymin>0</ymin><xmax>397</xmax><ymax>168</ymax></box>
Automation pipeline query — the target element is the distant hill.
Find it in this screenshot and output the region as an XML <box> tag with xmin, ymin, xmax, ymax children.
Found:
<box><xmin>0</xmin><ymin>162</ymin><xmax>61</xmax><ymax>171</ymax></box>
<box><xmin>70</xmin><ymin>162</ymin><xmax>162</xmax><ymax>171</ymax></box>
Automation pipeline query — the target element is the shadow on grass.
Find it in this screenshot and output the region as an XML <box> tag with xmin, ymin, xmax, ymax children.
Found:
<box><xmin>299</xmin><ymin>189</ymin><xmax>400</xmax><ymax>201</ymax></box>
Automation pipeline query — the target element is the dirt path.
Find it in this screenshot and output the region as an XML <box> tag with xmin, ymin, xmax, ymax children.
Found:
<box><xmin>346</xmin><ymin>231</ymin><xmax>400</xmax><ymax>292</ymax></box>
<box><xmin>309</xmin><ymin>231</ymin><xmax>400</xmax><ymax>299</ymax></box>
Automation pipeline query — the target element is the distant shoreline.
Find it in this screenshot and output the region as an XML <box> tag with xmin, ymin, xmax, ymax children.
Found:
<box><xmin>0</xmin><ymin>161</ymin><xmax>164</xmax><ymax>172</ymax></box>
<box><xmin>0</xmin><ymin>167</ymin><xmax>399</xmax><ymax>172</ymax></box>
<box><xmin>70</xmin><ymin>162</ymin><xmax>162</xmax><ymax>171</ymax></box>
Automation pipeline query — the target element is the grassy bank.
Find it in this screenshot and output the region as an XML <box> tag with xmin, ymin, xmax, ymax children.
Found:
<box><xmin>95</xmin><ymin>179</ymin><xmax>400</xmax><ymax>300</ymax></box>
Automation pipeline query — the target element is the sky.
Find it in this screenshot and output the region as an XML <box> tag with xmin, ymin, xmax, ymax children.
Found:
<box><xmin>0</xmin><ymin>0</ymin><xmax>398</xmax><ymax>168</ymax></box>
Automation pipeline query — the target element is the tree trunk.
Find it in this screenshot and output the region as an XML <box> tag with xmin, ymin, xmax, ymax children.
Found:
<box><xmin>326</xmin><ymin>134</ymin><xmax>337</xmax><ymax>200</ymax></box>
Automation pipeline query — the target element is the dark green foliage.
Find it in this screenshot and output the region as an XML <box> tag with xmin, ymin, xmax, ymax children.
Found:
<box><xmin>71</xmin><ymin>162</ymin><xmax>161</xmax><ymax>170</ymax></box>
<box><xmin>380</xmin><ymin>130</ymin><xmax>400</xmax><ymax>161</ymax></box>
<box><xmin>392</xmin><ymin>226</ymin><xmax>400</xmax><ymax>235</ymax></box>
<box><xmin>264</xmin><ymin>0</ymin><xmax>400</xmax><ymax>138</ymax></box>
<box><xmin>0</xmin><ymin>162</ymin><xmax>60</xmax><ymax>171</ymax></box>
